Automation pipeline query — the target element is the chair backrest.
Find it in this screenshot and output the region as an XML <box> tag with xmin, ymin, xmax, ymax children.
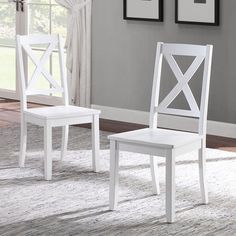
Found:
<box><xmin>149</xmin><ymin>42</ymin><xmax>213</xmax><ymax>135</ymax></box>
<box><xmin>16</xmin><ymin>34</ymin><xmax>69</xmax><ymax>110</ymax></box>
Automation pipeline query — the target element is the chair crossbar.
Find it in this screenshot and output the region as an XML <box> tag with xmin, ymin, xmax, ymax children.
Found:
<box><xmin>21</xmin><ymin>38</ymin><xmax>62</xmax><ymax>94</ymax></box>
<box><xmin>157</xmin><ymin>53</ymin><xmax>204</xmax><ymax>117</ymax></box>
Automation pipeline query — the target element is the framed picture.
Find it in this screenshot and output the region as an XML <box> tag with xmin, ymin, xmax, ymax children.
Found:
<box><xmin>175</xmin><ymin>0</ymin><xmax>220</xmax><ymax>26</ymax></box>
<box><xmin>124</xmin><ymin>0</ymin><xmax>163</xmax><ymax>22</ymax></box>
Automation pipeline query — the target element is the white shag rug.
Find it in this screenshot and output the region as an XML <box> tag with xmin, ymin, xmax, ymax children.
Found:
<box><xmin>0</xmin><ymin>124</ymin><xmax>236</xmax><ymax>236</ymax></box>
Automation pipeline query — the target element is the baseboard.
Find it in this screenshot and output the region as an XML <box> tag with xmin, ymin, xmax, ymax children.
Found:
<box><xmin>92</xmin><ymin>104</ymin><xmax>236</xmax><ymax>139</ymax></box>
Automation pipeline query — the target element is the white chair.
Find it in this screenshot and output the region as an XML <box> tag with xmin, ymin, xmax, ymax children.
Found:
<box><xmin>16</xmin><ymin>34</ymin><xmax>100</xmax><ymax>180</ymax></box>
<box><xmin>108</xmin><ymin>42</ymin><xmax>213</xmax><ymax>223</ymax></box>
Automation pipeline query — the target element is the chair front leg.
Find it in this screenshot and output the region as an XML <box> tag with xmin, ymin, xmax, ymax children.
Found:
<box><xmin>19</xmin><ymin>116</ymin><xmax>27</xmax><ymax>167</ymax></box>
<box><xmin>109</xmin><ymin>140</ymin><xmax>119</xmax><ymax>210</ymax></box>
<box><xmin>150</xmin><ymin>155</ymin><xmax>160</xmax><ymax>195</ymax></box>
<box><xmin>44</xmin><ymin>122</ymin><xmax>52</xmax><ymax>180</ymax></box>
<box><xmin>61</xmin><ymin>125</ymin><xmax>69</xmax><ymax>161</ymax></box>
<box><xmin>198</xmin><ymin>138</ymin><xmax>208</xmax><ymax>204</ymax></box>
<box><xmin>166</xmin><ymin>149</ymin><xmax>176</xmax><ymax>223</ymax></box>
<box><xmin>92</xmin><ymin>114</ymin><xmax>100</xmax><ymax>172</ymax></box>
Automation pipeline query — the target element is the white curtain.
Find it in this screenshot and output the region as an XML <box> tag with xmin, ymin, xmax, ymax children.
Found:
<box><xmin>55</xmin><ymin>0</ymin><xmax>92</xmax><ymax>107</ymax></box>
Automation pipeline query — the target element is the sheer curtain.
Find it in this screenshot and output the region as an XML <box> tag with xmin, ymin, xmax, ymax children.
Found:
<box><xmin>55</xmin><ymin>0</ymin><xmax>92</xmax><ymax>107</ymax></box>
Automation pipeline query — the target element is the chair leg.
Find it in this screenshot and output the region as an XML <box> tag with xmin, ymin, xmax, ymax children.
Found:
<box><xmin>150</xmin><ymin>156</ymin><xmax>160</xmax><ymax>195</ymax></box>
<box><xmin>109</xmin><ymin>140</ymin><xmax>119</xmax><ymax>210</ymax></box>
<box><xmin>61</xmin><ymin>125</ymin><xmax>69</xmax><ymax>161</ymax></box>
<box><xmin>199</xmin><ymin>138</ymin><xmax>208</xmax><ymax>204</ymax></box>
<box><xmin>44</xmin><ymin>123</ymin><xmax>52</xmax><ymax>180</ymax></box>
<box><xmin>166</xmin><ymin>149</ymin><xmax>176</xmax><ymax>223</ymax></box>
<box><xmin>19</xmin><ymin>118</ymin><xmax>27</xmax><ymax>167</ymax></box>
<box><xmin>92</xmin><ymin>114</ymin><xmax>100</xmax><ymax>172</ymax></box>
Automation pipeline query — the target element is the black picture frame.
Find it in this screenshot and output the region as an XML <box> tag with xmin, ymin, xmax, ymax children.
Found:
<box><xmin>124</xmin><ymin>0</ymin><xmax>163</xmax><ymax>22</ymax></box>
<box><xmin>175</xmin><ymin>0</ymin><xmax>220</xmax><ymax>26</ymax></box>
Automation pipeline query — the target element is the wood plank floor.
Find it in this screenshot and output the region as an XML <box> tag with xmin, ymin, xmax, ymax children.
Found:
<box><xmin>1</xmin><ymin>98</ymin><xmax>236</xmax><ymax>152</ymax></box>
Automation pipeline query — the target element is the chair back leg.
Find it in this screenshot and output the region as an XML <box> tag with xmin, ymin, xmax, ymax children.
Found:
<box><xmin>19</xmin><ymin>117</ymin><xmax>27</xmax><ymax>167</ymax></box>
<box><xmin>150</xmin><ymin>156</ymin><xmax>161</xmax><ymax>195</ymax></box>
<box><xmin>198</xmin><ymin>138</ymin><xmax>209</xmax><ymax>204</ymax></box>
<box><xmin>44</xmin><ymin>123</ymin><xmax>52</xmax><ymax>180</ymax></box>
<box><xmin>109</xmin><ymin>140</ymin><xmax>119</xmax><ymax>210</ymax></box>
<box><xmin>166</xmin><ymin>149</ymin><xmax>176</xmax><ymax>223</ymax></box>
<box><xmin>61</xmin><ymin>125</ymin><xmax>69</xmax><ymax>161</ymax></box>
<box><xmin>92</xmin><ymin>114</ymin><xmax>100</xmax><ymax>172</ymax></box>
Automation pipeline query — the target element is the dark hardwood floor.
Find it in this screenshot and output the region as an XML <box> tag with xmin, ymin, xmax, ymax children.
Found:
<box><xmin>1</xmin><ymin>98</ymin><xmax>236</xmax><ymax>152</ymax></box>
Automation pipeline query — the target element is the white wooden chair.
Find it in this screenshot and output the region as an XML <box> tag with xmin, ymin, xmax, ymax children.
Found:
<box><xmin>108</xmin><ymin>42</ymin><xmax>213</xmax><ymax>223</ymax></box>
<box><xmin>16</xmin><ymin>34</ymin><xmax>100</xmax><ymax>180</ymax></box>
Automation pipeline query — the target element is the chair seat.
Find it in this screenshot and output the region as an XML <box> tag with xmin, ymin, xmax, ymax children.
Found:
<box><xmin>109</xmin><ymin>128</ymin><xmax>202</xmax><ymax>149</ymax></box>
<box><xmin>24</xmin><ymin>105</ymin><xmax>101</xmax><ymax>120</ymax></box>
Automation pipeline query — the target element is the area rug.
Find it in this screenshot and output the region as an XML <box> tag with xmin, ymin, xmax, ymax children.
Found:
<box><xmin>0</xmin><ymin>124</ymin><xmax>236</xmax><ymax>236</ymax></box>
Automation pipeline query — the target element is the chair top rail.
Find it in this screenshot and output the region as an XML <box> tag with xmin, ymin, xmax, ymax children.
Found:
<box><xmin>162</xmin><ymin>43</ymin><xmax>207</xmax><ymax>56</ymax></box>
<box><xmin>18</xmin><ymin>34</ymin><xmax>58</xmax><ymax>45</ymax></box>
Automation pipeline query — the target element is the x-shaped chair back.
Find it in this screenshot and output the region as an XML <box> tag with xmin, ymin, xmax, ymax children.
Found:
<box><xmin>16</xmin><ymin>34</ymin><xmax>68</xmax><ymax>110</ymax></box>
<box><xmin>150</xmin><ymin>43</ymin><xmax>213</xmax><ymax>135</ymax></box>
